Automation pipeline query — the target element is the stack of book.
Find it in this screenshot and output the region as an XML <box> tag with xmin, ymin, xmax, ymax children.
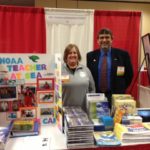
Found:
<box><xmin>10</xmin><ymin>119</ymin><xmax>41</xmax><ymax>138</ymax></box>
<box><xmin>114</xmin><ymin>122</ymin><xmax>150</xmax><ymax>145</ymax></box>
<box><xmin>0</xmin><ymin>121</ymin><xmax>13</xmax><ymax>150</ymax></box>
<box><xmin>64</xmin><ymin>107</ymin><xmax>94</xmax><ymax>149</ymax></box>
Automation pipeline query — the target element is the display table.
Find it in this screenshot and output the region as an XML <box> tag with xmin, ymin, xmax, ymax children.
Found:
<box><xmin>5</xmin><ymin>125</ymin><xmax>67</xmax><ymax>150</ymax></box>
<box><xmin>83</xmin><ymin>144</ymin><xmax>150</xmax><ymax>150</ymax></box>
<box><xmin>5</xmin><ymin>125</ymin><xmax>150</xmax><ymax>150</ymax></box>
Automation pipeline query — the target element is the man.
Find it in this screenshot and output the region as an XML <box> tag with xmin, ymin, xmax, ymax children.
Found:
<box><xmin>87</xmin><ymin>28</ymin><xmax>133</xmax><ymax>107</ymax></box>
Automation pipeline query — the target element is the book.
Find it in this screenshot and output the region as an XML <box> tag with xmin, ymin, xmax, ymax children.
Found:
<box><xmin>65</xmin><ymin>114</ymin><xmax>93</xmax><ymax>128</ymax></box>
<box><xmin>91</xmin><ymin>119</ymin><xmax>105</xmax><ymax>131</ymax></box>
<box><xmin>112</xmin><ymin>94</ymin><xmax>134</xmax><ymax>114</ymax></box>
<box><xmin>121</xmin><ymin>115</ymin><xmax>143</xmax><ymax>125</ymax></box>
<box><xmin>64</xmin><ymin>106</ymin><xmax>93</xmax><ymax>128</ymax></box>
<box><xmin>0</xmin><ymin>121</ymin><xmax>13</xmax><ymax>150</ymax></box>
<box><xmin>113</xmin><ymin>108</ymin><xmax>125</xmax><ymax>124</ymax></box>
<box><xmin>93</xmin><ymin>131</ymin><xmax>121</xmax><ymax>146</ymax></box>
<box><xmin>86</xmin><ymin>93</ymin><xmax>110</xmax><ymax>119</ymax></box>
<box><xmin>112</xmin><ymin>94</ymin><xmax>133</xmax><ymax>100</ymax></box>
<box><xmin>10</xmin><ymin>119</ymin><xmax>40</xmax><ymax>138</ymax></box>
<box><xmin>11</xmin><ymin>120</ymin><xmax>34</xmax><ymax>132</ymax></box>
<box><xmin>0</xmin><ymin>127</ymin><xmax>8</xmax><ymax>150</ymax></box>
<box><xmin>114</xmin><ymin>123</ymin><xmax>150</xmax><ymax>144</ymax></box>
<box><xmin>63</xmin><ymin>106</ymin><xmax>85</xmax><ymax>116</ymax></box>
<box><xmin>113</xmin><ymin>99</ymin><xmax>136</xmax><ymax>115</ymax></box>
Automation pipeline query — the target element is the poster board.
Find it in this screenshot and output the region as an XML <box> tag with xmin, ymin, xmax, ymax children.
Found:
<box><xmin>142</xmin><ymin>33</ymin><xmax>150</xmax><ymax>84</ymax></box>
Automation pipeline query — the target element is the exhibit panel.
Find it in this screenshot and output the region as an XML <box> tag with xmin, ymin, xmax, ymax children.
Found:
<box><xmin>139</xmin><ymin>85</ymin><xmax>150</xmax><ymax>108</ymax></box>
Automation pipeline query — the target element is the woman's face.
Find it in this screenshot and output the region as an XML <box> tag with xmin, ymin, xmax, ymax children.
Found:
<box><xmin>66</xmin><ymin>47</ymin><xmax>78</xmax><ymax>65</ymax></box>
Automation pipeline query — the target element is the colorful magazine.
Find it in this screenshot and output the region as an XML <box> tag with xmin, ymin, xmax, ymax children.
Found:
<box><xmin>93</xmin><ymin>131</ymin><xmax>121</xmax><ymax>146</ymax></box>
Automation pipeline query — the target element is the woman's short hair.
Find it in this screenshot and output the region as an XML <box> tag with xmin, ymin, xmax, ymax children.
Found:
<box><xmin>63</xmin><ymin>44</ymin><xmax>82</xmax><ymax>63</ymax></box>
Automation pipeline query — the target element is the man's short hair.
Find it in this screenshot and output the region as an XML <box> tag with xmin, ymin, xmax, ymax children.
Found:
<box><xmin>98</xmin><ymin>28</ymin><xmax>113</xmax><ymax>39</ymax></box>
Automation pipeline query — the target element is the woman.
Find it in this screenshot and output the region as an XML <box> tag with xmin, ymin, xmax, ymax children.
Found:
<box><xmin>62</xmin><ymin>44</ymin><xmax>95</xmax><ymax>111</ymax></box>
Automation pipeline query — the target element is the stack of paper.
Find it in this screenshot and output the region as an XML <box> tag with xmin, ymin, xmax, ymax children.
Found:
<box><xmin>114</xmin><ymin>122</ymin><xmax>150</xmax><ymax>145</ymax></box>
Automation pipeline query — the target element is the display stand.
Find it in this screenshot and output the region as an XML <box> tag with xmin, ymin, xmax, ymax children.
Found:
<box><xmin>130</xmin><ymin>53</ymin><xmax>148</xmax><ymax>94</ymax></box>
<box><xmin>129</xmin><ymin>53</ymin><xmax>150</xmax><ymax>107</ymax></box>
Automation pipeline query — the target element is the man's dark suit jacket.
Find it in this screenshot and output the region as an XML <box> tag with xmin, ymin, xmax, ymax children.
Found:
<box><xmin>87</xmin><ymin>48</ymin><xmax>133</xmax><ymax>94</ymax></box>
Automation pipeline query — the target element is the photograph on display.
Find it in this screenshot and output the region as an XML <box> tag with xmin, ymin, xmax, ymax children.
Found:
<box><xmin>11</xmin><ymin>100</ymin><xmax>20</xmax><ymax>111</ymax></box>
<box><xmin>19</xmin><ymin>83</ymin><xmax>36</xmax><ymax>107</ymax></box>
<box><xmin>37</xmin><ymin>91</ymin><xmax>54</xmax><ymax>104</ymax></box>
<box><xmin>37</xmin><ymin>78</ymin><xmax>54</xmax><ymax>91</ymax></box>
<box><xmin>9</xmin><ymin>79</ymin><xmax>25</xmax><ymax>85</ymax></box>
<box><xmin>0</xmin><ymin>85</ymin><xmax>18</xmax><ymax>101</ymax></box>
<box><xmin>40</xmin><ymin>107</ymin><xmax>55</xmax><ymax>116</ymax></box>
<box><xmin>20</xmin><ymin>107</ymin><xmax>37</xmax><ymax>119</ymax></box>
<box><xmin>24</xmin><ymin>83</ymin><xmax>36</xmax><ymax>94</ymax></box>
<box><xmin>0</xmin><ymin>101</ymin><xmax>9</xmax><ymax>112</ymax></box>
<box><xmin>6</xmin><ymin>111</ymin><xmax>18</xmax><ymax>120</ymax></box>
<box><xmin>40</xmin><ymin>107</ymin><xmax>56</xmax><ymax>125</ymax></box>
<box><xmin>0</xmin><ymin>79</ymin><xmax>15</xmax><ymax>85</ymax></box>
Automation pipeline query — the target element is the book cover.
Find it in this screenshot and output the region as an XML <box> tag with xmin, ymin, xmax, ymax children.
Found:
<box><xmin>93</xmin><ymin>131</ymin><xmax>121</xmax><ymax>146</ymax></box>
<box><xmin>64</xmin><ymin>106</ymin><xmax>93</xmax><ymax>128</ymax></box>
<box><xmin>10</xmin><ymin>119</ymin><xmax>40</xmax><ymax>137</ymax></box>
<box><xmin>113</xmin><ymin>108</ymin><xmax>125</xmax><ymax>124</ymax></box>
<box><xmin>11</xmin><ymin>120</ymin><xmax>34</xmax><ymax>132</ymax></box>
<box><xmin>86</xmin><ymin>93</ymin><xmax>110</xmax><ymax>119</ymax></box>
<box><xmin>66</xmin><ymin>115</ymin><xmax>93</xmax><ymax>128</ymax></box>
<box><xmin>112</xmin><ymin>94</ymin><xmax>134</xmax><ymax>108</ymax></box>
<box><xmin>63</xmin><ymin>106</ymin><xmax>85</xmax><ymax>116</ymax></box>
<box><xmin>113</xmin><ymin>99</ymin><xmax>136</xmax><ymax>115</ymax></box>
<box><xmin>88</xmin><ymin>100</ymin><xmax>110</xmax><ymax>119</ymax></box>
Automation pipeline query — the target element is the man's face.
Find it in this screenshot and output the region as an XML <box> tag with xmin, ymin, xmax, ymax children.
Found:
<box><xmin>97</xmin><ymin>33</ymin><xmax>112</xmax><ymax>51</ymax></box>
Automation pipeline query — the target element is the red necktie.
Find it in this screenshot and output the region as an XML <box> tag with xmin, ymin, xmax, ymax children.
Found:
<box><xmin>100</xmin><ymin>53</ymin><xmax>108</xmax><ymax>92</ymax></box>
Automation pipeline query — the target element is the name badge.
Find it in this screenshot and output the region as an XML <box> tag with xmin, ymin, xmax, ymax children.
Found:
<box><xmin>117</xmin><ymin>66</ymin><xmax>125</xmax><ymax>76</ymax></box>
<box><xmin>61</xmin><ymin>75</ymin><xmax>70</xmax><ymax>83</ymax></box>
